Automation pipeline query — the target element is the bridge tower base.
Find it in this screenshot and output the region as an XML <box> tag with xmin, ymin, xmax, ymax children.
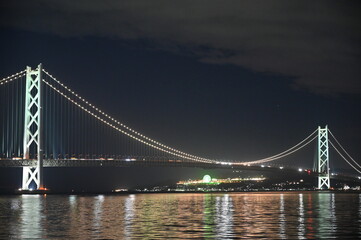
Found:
<box><xmin>317</xmin><ymin>125</ymin><xmax>330</xmax><ymax>190</ymax></box>
<box><xmin>21</xmin><ymin>64</ymin><xmax>43</xmax><ymax>190</ymax></box>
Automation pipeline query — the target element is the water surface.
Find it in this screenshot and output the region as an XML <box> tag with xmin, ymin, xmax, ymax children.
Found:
<box><xmin>0</xmin><ymin>192</ymin><xmax>360</xmax><ymax>239</ymax></box>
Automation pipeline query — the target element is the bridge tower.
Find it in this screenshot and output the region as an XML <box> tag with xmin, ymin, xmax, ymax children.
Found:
<box><xmin>22</xmin><ymin>64</ymin><xmax>44</xmax><ymax>190</ymax></box>
<box><xmin>317</xmin><ymin>125</ymin><xmax>330</xmax><ymax>189</ymax></box>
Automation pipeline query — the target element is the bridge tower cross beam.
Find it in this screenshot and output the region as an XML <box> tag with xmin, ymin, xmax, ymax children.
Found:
<box><xmin>22</xmin><ymin>64</ymin><xmax>43</xmax><ymax>190</ymax></box>
<box><xmin>317</xmin><ymin>125</ymin><xmax>330</xmax><ymax>189</ymax></box>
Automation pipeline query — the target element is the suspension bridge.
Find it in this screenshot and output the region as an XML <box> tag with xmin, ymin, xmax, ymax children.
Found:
<box><xmin>0</xmin><ymin>64</ymin><xmax>360</xmax><ymax>191</ymax></box>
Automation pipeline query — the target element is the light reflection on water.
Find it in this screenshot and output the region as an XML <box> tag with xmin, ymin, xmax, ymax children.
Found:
<box><xmin>0</xmin><ymin>192</ymin><xmax>360</xmax><ymax>239</ymax></box>
<box><xmin>297</xmin><ymin>193</ymin><xmax>305</xmax><ymax>239</ymax></box>
<box><xmin>124</xmin><ymin>194</ymin><xmax>135</xmax><ymax>239</ymax></box>
<box><xmin>279</xmin><ymin>193</ymin><xmax>286</xmax><ymax>239</ymax></box>
<box><xmin>20</xmin><ymin>195</ymin><xmax>42</xmax><ymax>239</ymax></box>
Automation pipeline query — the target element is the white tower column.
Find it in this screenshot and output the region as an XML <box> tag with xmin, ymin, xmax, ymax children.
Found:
<box><xmin>22</xmin><ymin>64</ymin><xmax>43</xmax><ymax>190</ymax></box>
<box><xmin>318</xmin><ymin>125</ymin><xmax>330</xmax><ymax>189</ymax></box>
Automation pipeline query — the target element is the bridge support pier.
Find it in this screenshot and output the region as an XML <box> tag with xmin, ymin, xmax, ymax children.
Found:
<box><xmin>21</xmin><ymin>64</ymin><xmax>43</xmax><ymax>190</ymax></box>
<box><xmin>317</xmin><ymin>125</ymin><xmax>330</xmax><ymax>189</ymax></box>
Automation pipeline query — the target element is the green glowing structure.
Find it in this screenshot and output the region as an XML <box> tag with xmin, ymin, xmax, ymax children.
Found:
<box><xmin>203</xmin><ymin>175</ymin><xmax>212</xmax><ymax>183</ymax></box>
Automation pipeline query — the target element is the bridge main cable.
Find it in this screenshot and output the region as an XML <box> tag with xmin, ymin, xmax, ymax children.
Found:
<box><xmin>0</xmin><ymin>70</ymin><xmax>26</xmax><ymax>85</ymax></box>
<box><xmin>41</xmin><ymin>69</ymin><xmax>320</xmax><ymax>166</ymax></box>
<box><xmin>41</xmin><ymin>75</ymin><xmax>215</xmax><ymax>163</ymax></box>
<box><xmin>234</xmin><ymin>129</ymin><xmax>318</xmax><ymax>165</ymax></box>
<box><xmin>329</xmin><ymin>140</ymin><xmax>361</xmax><ymax>174</ymax></box>
<box><xmin>42</xmin><ymin>69</ymin><xmax>215</xmax><ymax>163</ymax></box>
<box><xmin>328</xmin><ymin>129</ymin><xmax>361</xmax><ymax>169</ymax></box>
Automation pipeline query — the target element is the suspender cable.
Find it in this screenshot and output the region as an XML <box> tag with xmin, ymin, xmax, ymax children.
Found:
<box><xmin>328</xmin><ymin>130</ymin><xmax>360</xmax><ymax>169</ymax></box>
<box><xmin>42</xmin><ymin>69</ymin><xmax>214</xmax><ymax>162</ymax></box>
<box><xmin>329</xmin><ymin>140</ymin><xmax>361</xmax><ymax>174</ymax></box>
<box><xmin>41</xmin><ymin>72</ymin><xmax>325</xmax><ymax>166</ymax></box>
<box><xmin>14</xmin><ymin>79</ymin><xmax>18</xmax><ymax>157</ymax></box>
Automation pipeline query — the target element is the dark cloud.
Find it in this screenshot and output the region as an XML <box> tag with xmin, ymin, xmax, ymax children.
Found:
<box><xmin>1</xmin><ymin>0</ymin><xmax>360</xmax><ymax>94</ymax></box>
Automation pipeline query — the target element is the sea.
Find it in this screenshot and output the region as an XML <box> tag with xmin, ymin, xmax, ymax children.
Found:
<box><xmin>0</xmin><ymin>192</ymin><xmax>360</xmax><ymax>239</ymax></box>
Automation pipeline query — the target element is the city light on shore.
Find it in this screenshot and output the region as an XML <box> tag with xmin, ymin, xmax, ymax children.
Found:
<box><xmin>177</xmin><ymin>175</ymin><xmax>266</xmax><ymax>186</ymax></box>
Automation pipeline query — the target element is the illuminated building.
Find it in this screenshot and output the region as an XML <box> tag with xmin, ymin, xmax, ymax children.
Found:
<box><xmin>177</xmin><ymin>175</ymin><xmax>266</xmax><ymax>186</ymax></box>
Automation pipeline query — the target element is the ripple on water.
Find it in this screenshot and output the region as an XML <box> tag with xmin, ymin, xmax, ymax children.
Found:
<box><xmin>0</xmin><ymin>192</ymin><xmax>360</xmax><ymax>239</ymax></box>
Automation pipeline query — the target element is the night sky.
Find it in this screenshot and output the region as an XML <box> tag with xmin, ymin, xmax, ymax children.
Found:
<box><xmin>0</xmin><ymin>1</ymin><xmax>360</xmax><ymax>191</ymax></box>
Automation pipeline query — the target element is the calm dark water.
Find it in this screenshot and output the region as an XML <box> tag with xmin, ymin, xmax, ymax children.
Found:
<box><xmin>0</xmin><ymin>192</ymin><xmax>360</xmax><ymax>239</ymax></box>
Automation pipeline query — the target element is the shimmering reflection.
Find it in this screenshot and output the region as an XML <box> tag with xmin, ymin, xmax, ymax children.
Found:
<box><xmin>68</xmin><ymin>195</ymin><xmax>77</xmax><ymax>207</ymax></box>
<box><xmin>20</xmin><ymin>195</ymin><xmax>42</xmax><ymax>239</ymax></box>
<box><xmin>305</xmin><ymin>194</ymin><xmax>315</xmax><ymax>239</ymax></box>
<box><xmin>202</xmin><ymin>194</ymin><xmax>214</xmax><ymax>238</ymax></box>
<box><xmin>0</xmin><ymin>193</ymin><xmax>360</xmax><ymax>239</ymax></box>
<box><xmin>215</xmin><ymin>194</ymin><xmax>233</xmax><ymax>238</ymax></box>
<box><xmin>92</xmin><ymin>195</ymin><xmax>104</xmax><ymax>236</ymax></box>
<box><xmin>124</xmin><ymin>194</ymin><xmax>135</xmax><ymax>239</ymax></box>
<box><xmin>279</xmin><ymin>194</ymin><xmax>286</xmax><ymax>239</ymax></box>
<box><xmin>298</xmin><ymin>193</ymin><xmax>305</xmax><ymax>239</ymax></box>
<box><xmin>359</xmin><ymin>194</ymin><xmax>361</xmax><ymax>235</ymax></box>
<box><xmin>330</xmin><ymin>193</ymin><xmax>337</xmax><ymax>234</ymax></box>
<box><xmin>317</xmin><ymin>193</ymin><xmax>337</xmax><ymax>239</ymax></box>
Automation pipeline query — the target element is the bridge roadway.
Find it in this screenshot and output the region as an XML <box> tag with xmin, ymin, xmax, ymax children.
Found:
<box><xmin>2</xmin><ymin>159</ymin><xmax>360</xmax><ymax>182</ymax></box>
<box><xmin>0</xmin><ymin>158</ymin><xmax>283</xmax><ymax>171</ymax></box>
<box><xmin>4</xmin><ymin>158</ymin><xmax>358</xmax><ymax>181</ymax></box>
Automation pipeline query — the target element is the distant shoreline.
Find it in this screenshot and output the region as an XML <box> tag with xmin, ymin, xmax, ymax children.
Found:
<box><xmin>1</xmin><ymin>189</ymin><xmax>360</xmax><ymax>196</ymax></box>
